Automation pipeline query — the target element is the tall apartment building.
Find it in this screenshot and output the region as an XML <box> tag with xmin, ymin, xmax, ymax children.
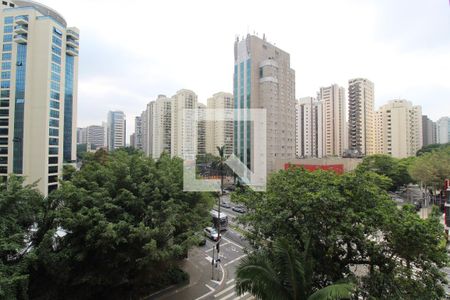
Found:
<box><xmin>422</xmin><ymin>115</ymin><xmax>437</xmax><ymax>146</ymax></box>
<box><xmin>206</xmin><ymin>92</ymin><xmax>234</xmax><ymax>157</ymax></box>
<box><xmin>133</xmin><ymin>116</ymin><xmax>142</xmax><ymax>149</ymax></box>
<box><xmin>0</xmin><ymin>0</ymin><xmax>79</xmax><ymax>195</ymax></box>
<box><xmin>317</xmin><ymin>85</ymin><xmax>346</xmax><ymax>157</ymax></box>
<box><xmin>76</xmin><ymin>127</ymin><xmax>86</xmax><ymax>144</ymax></box>
<box><xmin>234</xmin><ymin>35</ymin><xmax>295</xmax><ymax>173</ymax></box>
<box><xmin>143</xmin><ymin>95</ymin><xmax>172</xmax><ymax>159</ymax></box>
<box><xmin>171</xmin><ymin>89</ymin><xmax>197</xmax><ymax>159</ymax></box>
<box><xmin>107</xmin><ymin>111</ymin><xmax>126</xmax><ymax>151</ymax></box>
<box><xmin>295</xmin><ymin>97</ymin><xmax>321</xmax><ymax>158</ymax></box>
<box><xmin>197</xmin><ymin>103</ymin><xmax>206</xmax><ymax>156</ymax></box>
<box><xmin>348</xmin><ymin>78</ymin><xmax>375</xmax><ymax>156</ymax></box>
<box><xmin>437</xmin><ymin>117</ymin><xmax>450</xmax><ymax>144</ymax></box>
<box><xmin>86</xmin><ymin>124</ymin><xmax>106</xmax><ymax>150</ymax></box>
<box><xmin>375</xmin><ymin>99</ymin><xmax>422</xmax><ymax>158</ymax></box>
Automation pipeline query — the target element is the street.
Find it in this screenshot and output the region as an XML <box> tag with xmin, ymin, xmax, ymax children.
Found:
<box><xmin>149</xmin><ymin>225</ymin><xmax>253</xmax><ymax>300</ymax></box>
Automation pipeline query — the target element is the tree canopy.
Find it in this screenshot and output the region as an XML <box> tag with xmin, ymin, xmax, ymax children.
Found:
<box><xmin>0</xmin><ymin>150</ymin><xmax>213</xmax><ymax>299</ymax></box>
<box><xmin>233</xmin><ymin>167</ymin><xmax>448</xmax><ymax>299</ymax></box>
<box><xmin>409</xmin><ymin>146</ymin><xmax>450</xmax><ymax>189</ymax></box>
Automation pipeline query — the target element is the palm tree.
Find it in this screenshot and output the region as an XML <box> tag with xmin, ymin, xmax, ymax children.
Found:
<box><xmin>236</xmin><ymin>238</ymin><xmax>353</xmax><ymax>300</ymax></box>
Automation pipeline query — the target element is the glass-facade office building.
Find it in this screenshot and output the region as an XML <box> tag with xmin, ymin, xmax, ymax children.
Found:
<box><xmin>0</xmin><ymin>0</ymin><xmax>79</xmax><ymax>195</ymax></box>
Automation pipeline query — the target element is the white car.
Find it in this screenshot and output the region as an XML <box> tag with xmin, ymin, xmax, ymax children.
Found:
<box><xmin>204</xmin><ymin>227</ymin><xmax>219</xmax><ymax>241</ymax></box>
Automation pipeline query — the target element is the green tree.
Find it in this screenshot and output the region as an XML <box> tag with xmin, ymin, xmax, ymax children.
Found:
<box><xmin>356</xmin><ymin>154</ymin><xmax>413</xmax><ymax>190</ymax></box>
<box><xmin>28</xmin><ymin>150</ymin><xmax>213</xmax><ymax>299</ymax></box>
<box><xmin>233</xmin><ymin>167</ymin><xmax>447</xmax><ymax>298</ymax></box>
<box><xmin>0</xmin><ymin>176</ymin><xmax>44</xmax><ymax>299</ymax></box>
<box><xmin>236</xmin><ymin>238</ymin><xmax>354</xmax><ymax>300</ymax></box>
<box><xmin>409</xmin><ymin>147</ymin><xmax>450</xmax><ymax>189</ymax></box>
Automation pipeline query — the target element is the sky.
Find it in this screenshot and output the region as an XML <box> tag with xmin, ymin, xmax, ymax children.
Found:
<box><xmin>41</xmin><ymin>0</ymin><xmax>450</xmax><ymax>138</ymax></box>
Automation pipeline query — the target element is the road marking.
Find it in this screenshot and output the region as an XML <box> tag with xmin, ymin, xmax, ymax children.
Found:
<box><xmin>205</xmin><ymin>256</ymin><xmax>213</xmax><ymax>263</ymax></box>
<box><xmin>224</xmin><ymin>254</ymin><xmax>247</xmax><ymax>267</ymax></box>
<box><xmin>222</xmin><ymin>237</ymin><xmax>244</xmax><ymax>249</ymax></box>
<box><xmin>205</xmin><ymin>284</ymin><xmax>214</xmax><ymax>291</ymax></box>
<box><xmin>214</xmin><ymin>284</ymin><xmax>235</xmax><ymax>298</ymax></box>
<box><xmin>226</xmin><ymin>278</ymin><xmax>235</xmax><ymax>285</ymax></box>
<box><xmin>218</xmin><ymin>292</ymin><xmax>236</xmax><ymax>300</ymax></box>
<box><xmin>205</xmin><ymin>242</ymin><xmax>230</xmax><ymax>252</ymax></box>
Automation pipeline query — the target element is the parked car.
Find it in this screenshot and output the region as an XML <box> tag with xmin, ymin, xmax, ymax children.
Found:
<box><xmin>194</xmin><ymin>232</ymin><xmax>207</xmax><ymax>246</ymax></box>
<box><xmin>204</xmin><ymin>227</ymin><xmax>219</xmax><ymax>241</ymax></box>
<box><xmin>232</xmin><ymin>205</ymin><xmax>247</xmax><ymax>213</ymax></box>
<box><xmin>220</xmin><ymin>202</ymin><xmax>231</xmax><ymax>208</ymax></box>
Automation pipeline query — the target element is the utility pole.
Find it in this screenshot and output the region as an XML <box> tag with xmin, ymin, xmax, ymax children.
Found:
<box><xmin>216</xmin><ymin>146</ymin><xmax>225</xmax><ymax>256</ymax></box>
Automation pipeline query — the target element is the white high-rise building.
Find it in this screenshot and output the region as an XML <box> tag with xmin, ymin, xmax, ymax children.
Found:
<box><xmin>133</xmin><ymin>116</ymin><xmax>143</xmax><ymax>150</ymax></box>
<box><xmin>295</xmin><ymin>97</ymin><xmax>321</xmax><ymax>158</ymax></box>
<box><xmin>206</xmin><ymin>92</ymin><xmax>234</xmax><ymax>157</ymax></box>
<box><xmin>197</xmin><ymin>103</ymin><xmax>206</xmax><ymax>156</ymax></box>
<box><xmin>317</xmin><ymin>85</ymin><xmax>346</xmax><ymax>157</ymax></box>
<box><xmin>86</xmin><ymin>124</ymin><xmax>106</xmax><ymax>150</ymax></box>
<box><xmin>76</xmin><ymin>127</ymin><xmax>87</xmax><ymax>144</ymax></box>
<box><xmin>144</xmin><ymin>95</ymin><xmax>172</xmax><ymax>159</ymax></box>
<box><xmin>171</xmin><ymin>89</ymin><xmax>197</xmax><ymax>159</ymax></box>
<box><xmin>348</xmin><ymin>78</ymin><xmax>375</xmax><ymax>156</ymax></box>
<box><xmin>107</xmin><ymin>111</ymin><xmax>126</xmax><ymax>151</ymax></box>
<box><xmin>437</xmin><ymin>117</ymin><xmax>450</xmax><ymax>144</ymax></box>
<box><xmin>234</xmin><ymin>35</ymin><xmax>295</xmax><ymax>173</ymax></box>
<box><xmin>422</xmin><ymin>115</ymin><xmax>437</xmax><ymax>146</ymax></box>
<box><xmin>374</xmin><ymin>99</ymin><xmax>422</xmax><ymax>158</ymax></box>
<box><xmin>0</xmin><ymin>0</ymin><xmax>79</xmax><ymax>195</ymax></box>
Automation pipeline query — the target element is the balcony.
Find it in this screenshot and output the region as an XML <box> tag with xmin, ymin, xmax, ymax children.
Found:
<box><xmin>15</xmin><ymin>15</ymin><xmax>28</xmax><ymax>25</ymax></box>
<box><xmin>67</xmin><ymin>29</ymin><xmax>79</xmax><ymax>39</ymax></box>
<box><xmin>66</xmin><ymin>45</ymin><xmax>78</xmax><ymax>56</ymax></box>
<box><xmin>66</xmin><ymin>37</ymin><xmax>79</xmax><ymax>48</ymax></box>
<box><xmin>14</xmin><ymin>34</ymin><xmax>27</xmax><ymax>44</ymax></box>
<box><xmin>14</xmin><ymin>24</ymin><xmax>28</xmax><ymax>34</ymax></box>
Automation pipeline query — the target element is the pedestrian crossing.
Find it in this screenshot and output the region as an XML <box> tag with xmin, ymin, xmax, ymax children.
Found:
<box><xmin>213</xmin><ymin>282</ymin><xmax>254</xmax><ymax>300</ymax></box>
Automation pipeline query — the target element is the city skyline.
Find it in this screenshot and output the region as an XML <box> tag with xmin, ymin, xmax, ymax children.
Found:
<box><xmin>38</xmin><ymin>0</ymin><xmax>449</xmax><ymax>135</ymax></box>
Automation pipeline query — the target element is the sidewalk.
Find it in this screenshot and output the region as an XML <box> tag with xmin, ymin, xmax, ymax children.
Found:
<box><xmin>145</xmin><ymin>247</ymin><xmax>223</xmax><ymax>300</ymax></box>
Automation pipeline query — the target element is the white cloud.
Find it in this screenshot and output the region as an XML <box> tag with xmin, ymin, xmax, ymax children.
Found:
<box><xmin>41</xmin><ymin>0</ymin><xmax>450</xmax><ymax>135</ymax></box>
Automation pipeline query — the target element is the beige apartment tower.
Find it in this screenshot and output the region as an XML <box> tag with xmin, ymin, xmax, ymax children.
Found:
<box><xmin>295</xmin><ymin>97</ymin><xmax>321</xmax><ymax>158</ymax></box>
<box><xmin>317</xmin><ymin>85</ymin><xmax>346</xmax><ymax>157</ymax></box>
<box><xmin>171</xmin><ymin>89</ymin><xmax>198</xmax><ymax>158</ymax></box>
<box><xmin>234</xmin><ymin>34</ymin><xmax>295</xmax><ymax>173</ymax></box>
<box><xmin>375</xmin><ymin>99</ymin><xmax>422</xmax><ymax>158</ymax></box>
<box><xmin>206</xmin><ymin>92</ymin><xmax>234</xmax><ymax>157</ymax></box>
<box><xmin>0</xmin><ymin>0</ymin><xmax>79</xmax><ymax>195</ymax></box>
<box><xmin>348</xmin><ymin>78</ymin><xmax>375</xmax><ymax>156</ymax></box>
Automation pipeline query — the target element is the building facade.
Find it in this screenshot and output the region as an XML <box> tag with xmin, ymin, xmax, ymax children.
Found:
<box><xmin>76</xmin><ymin>127</ymin><xmax>86</xmax><ymax>144</ymax></box>
<box><xmin>233</xmin><ymin>34</ymin><xmax>295</xmax><ymax>173</ymax></box>
<box><xmin>375</xmin><ymin>99</ymin><xmax>422</xmax><ymax>158</ymax></box>
<box><xmin>348</xmin><ymin>78</ymin><xmax>375</xmax><ymax>156</ymax></box>
<box><xmin>0</xmin><ymin>0</ymin><xmax>79</xmax><ymax>195</ymax></box>
<box><xmin>86</xmin><ymin>124</ymin><xmax>106</xmax><ymax>150</ymax></box>
<box><xmin>295</xmin><ymin>97</ymin><xmax>321</xmax><ymax>158</ymax></box>
<box><xmin>197</xmin><ymin>102</ymin><xmax>206</xmax><ymax>156</ymax></box>
<box><xmin>437</xmin><ymin>117</ymin><xmax>450</xmax><ymax>144</ymax></box>
<box><xmin>107</xmin><ymin>111</ymin><xmax>126</xmax><ymax>151</ymax></box>
<box><xmin>206</xmin><ymin>92</ymin><xmax>234</xmax><ymax>157</ymax></box>
<box><xmin>422</xmin><ymin>115</ymin><xmax>437</xmax><ymax>146</ymax></box>
<box><xmin>317</xmin><ymin>85</ymin><xmax>346</xmax><ymax>157</ymax></box>
<box><xmin>133</xmin><ymin>116</ymin><xmax>142</xmax><ymax>149</ymax></box>
<box><xmin>171</xmin><ymin>89</ymin><xmax>197</xmax><ymax>159</ymax></box>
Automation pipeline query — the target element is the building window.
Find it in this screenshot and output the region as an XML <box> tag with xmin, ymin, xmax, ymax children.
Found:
<box><xmin>50</xmin><ymin>100</ymin><xmax>59</xmax><ymax>109</ymax></box>
<box><xmin>53</xmin><ymin>27</ymin><xmax>62</xmax><ymax>37</ymax></box>
<box><xmin>0</xmin><ymin>90</ymin><xmax>9</xmax><ymax>98</ymax></box>
<box><xmin>51</xmin><ymin>45</ymin><xmax>61</xmax><ymax>56</ymax></box>
<box><xmin>1</xmin><ymin>61</ymin><xmax>11</xmax><ymax>70</ymax></box>
<box><xmin>0</xmin><ymin>147</ymin><xmax>7</xmax><ymax>154</ymax></box>
<box><xmin>0</xmin><ymin>118</ymin><xmax>7</xmax><ymax>125</ymax></box>
<box><xmin>0</xmin><ymin>128</ymin><xmax>7</xmax><ymax>135</ymax></box>
<box><xmin>51</xmin><ymin>54</ymin><xmax>61</xmax><ymax>65</ymax></box>
<box><xmin>2</xmin><ymin>43</ymin><xmax>11</xmax><ymax>52</ymax></box>
<box><xmin>52</xmin><ymin>36</ymin><xmax>62</xmax><ymax>47</ymax></box>
<box><xmin>51</xmin><ymin>72</ymin><xmax>60</xmax><ymax>82</ymax></box>
<box><xmin>4</xmin><ymin>17</ymin><xmax>13</xmax><ymax>25</ymax></box>
<box><xmin>49</xmin><ymin>119</ymin><xmax>59</xmax><ymax>127</ymax></box>
<box><xmin>51</xmin><ymin>63</ymin><xmax>60</xmax><ymax>73</ymax></box>
<box><xmin>0</xmin><ymin>137</ymin><xmax>7</xmax><ymax>145</ymax></box>
<box><xmin>2</xmin><ymin>53</ymin><xmax>11</xmax><ymax>61</ymax></box>
<box><xmin>3</xmin><ymin>25</ymin><xmax>12</xmax><ymax>34</ymax></box>
<box><xmin>49</xmin><ymin>138</ymin><xmax>58</xmax><ymax>145</ymax></box>
<box><xmin>48</xmin><ymin>175</ymin><xmax>58</xmax><ymax>183</ymax></box>
<box><xmin>48</xmin><ymin>157</ymin><xmax>58</xmax><ymax>164</ymax></box>
<box><xmin>49</xmin><ymin>128</ymin><xmax>59</xmax><ymax>137</ymax></box>
<box><xmin>48</xmin><ymin>166</ymin><xmax>58</xmax><ymax>173</ymax></box>
<box><xmin>50</xmin><ymin>81</ymin><xmax>59</xmax><ymax>91</ymax></box>
<box><xmin>50</xmin><ymin>109</ymin><xmax>59</xmax><ymax>118</ymax></box>
<box><xmin>0</xmin><ymin>156</ymin><xmax>7</xmax><ymax>164</ymax></box>
<box><xmin>1</xmin><ymin>81</ymin><xmax>9</xmax><ymax>89</ymax></box>
<box><xmin>1</xmin><ymin>71</ymin><xmax>10</xmax><ymax>79</ymax></box>
<box><xmin>49</xmin><ymin>147</ymin><xmax>58</xmax><ymax>155</ymax></box>
<box><xmin>50</xmin><ymin>91</ymin><xmax>60</xmax><ymax>100</ymax></box>
<box><xmin>3</xmin><ymin>34</ymin><xmax>12</xmax><ymax>42</ymax></box>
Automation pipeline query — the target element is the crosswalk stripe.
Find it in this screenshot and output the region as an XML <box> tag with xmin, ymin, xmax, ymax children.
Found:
<box><xmin>214</xmin><ymin>284</ymin><xmax>235</xmax><ymax>298</ymax></box>
<box><xmin>218</xmin><ymin>292</ymin><xmax>235</xmax><ymax>300</ymax></box>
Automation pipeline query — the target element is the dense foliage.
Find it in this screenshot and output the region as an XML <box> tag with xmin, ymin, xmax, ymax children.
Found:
<box><xmin>0</xmin><ymin>150</ymin><xmax>213</xmax><ymax>299</ymax></box>
<box><xmin>233</xmin><ymin>167</ymin><xmax>448</xmax><ymax>299</ymax></box>
<box><xmin>356</xmin><ymin>154</ymin><xmax>413</xmax><ymax>190</ymax></box>
<box><xmin>409</xmin><ymin>146</ymin><xmax>450</xmax><ymax>189</ymax></box>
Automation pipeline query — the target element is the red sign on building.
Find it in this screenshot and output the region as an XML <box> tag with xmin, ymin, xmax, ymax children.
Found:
<box><xmin>284</xmin><ymin>163</ymin><xmax>344</xmax><ymax>174</ymax></box>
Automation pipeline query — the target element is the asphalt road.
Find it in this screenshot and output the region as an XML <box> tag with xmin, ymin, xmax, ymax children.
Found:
<box><xmin>151</xmin><ymin>227</ymin><xmax>253</xmax><ymax>300</ymax></box>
